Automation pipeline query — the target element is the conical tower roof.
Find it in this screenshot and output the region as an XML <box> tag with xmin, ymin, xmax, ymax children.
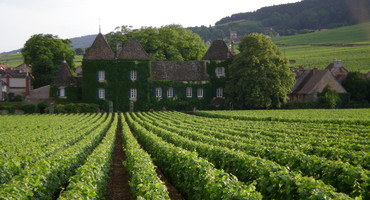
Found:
<box><xmin>202</xmin><ymin>40</ymin><xmax>234</xmax><ymax>60</ymax></box>
<box><xmin>84</xmin><ymin>33</ymin><xmax>115</xmax><ymax>60</ymax></box>
<box><xmin>117</xmin><ymin>40</ymin><xmax>150</xmax><ymax>60</ymax></box>
<box><xmin>52</xmin><ymin>61</ymin><xmax>75</xmax><ymax>86</ymax></box>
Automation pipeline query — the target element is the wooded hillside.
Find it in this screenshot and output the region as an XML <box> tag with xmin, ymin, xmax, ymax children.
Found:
<box><xmin>188</xmin><ymin>0</ymin><xmax>370</xmax><ymax>41</ymax></box>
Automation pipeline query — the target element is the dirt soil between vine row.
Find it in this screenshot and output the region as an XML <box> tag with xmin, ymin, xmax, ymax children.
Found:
<box><xmin>105</xmin><ymin>115</ymin><xmax>183</xmax><ymax>200</ymax></box>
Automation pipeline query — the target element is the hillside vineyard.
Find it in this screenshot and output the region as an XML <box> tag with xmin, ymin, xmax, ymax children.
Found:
<box><xmin>0</xmin><ymin>109</ymin><xmax>369</xmax><ymax>199</ymax></box>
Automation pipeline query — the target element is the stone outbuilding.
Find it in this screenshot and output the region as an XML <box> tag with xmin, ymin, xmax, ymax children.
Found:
<box><xmin>289</xmin><ymin>69</ymin><xmax>347</xmax><ymax>102</ymax></box>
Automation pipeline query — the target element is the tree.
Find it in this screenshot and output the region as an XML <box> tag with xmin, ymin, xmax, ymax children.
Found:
<box><xmin>105</xmin><ymin>25</ymin><xmax>206</xmax><ymax>61</ymax></box>
<box><xmin>22</xmin><ymin>34</ymin><xmax>75</xmax><ymax>88</ymax></box>
<box><xmin>226</xmin><ymin>33</ymin><xmax>295</xmax><ymax>109</ymax></box>
<box><xmin>75</xmin><ymin>48</ymin><xmax>84</xmax><ymax>55</ymax></box>
<box><xmin>341</xmin><ymin>72</ymin><xmax>368</xmax><ymax>102</ymax></box>
<box><xmin>318</xmin><ymin>85</ymin><xmax>341</xmax><ymax>108</ymax></box>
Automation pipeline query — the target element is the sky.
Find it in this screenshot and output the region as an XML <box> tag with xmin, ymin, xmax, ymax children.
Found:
<box><xmin>0</xmin><ymin>0</ymin><xmax>301</xmax><ymax>53</ymax></box>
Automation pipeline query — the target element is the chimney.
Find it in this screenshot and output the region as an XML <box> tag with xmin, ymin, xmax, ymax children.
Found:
<box><xmin>116</xmin><ymin>42</ymin><xmax>122</xmax><ymax>58</ymax></box>
<box><xmin>334</xmin><ymin>60</ymin><xmax>342</xmax><ymax>68</ymax></box>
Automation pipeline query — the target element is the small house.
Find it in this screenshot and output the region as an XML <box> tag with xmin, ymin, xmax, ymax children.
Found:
<box><xmin>289</xmin><ymin>69</ymin><xmax>346</xmax><ymax>102</ymax></box>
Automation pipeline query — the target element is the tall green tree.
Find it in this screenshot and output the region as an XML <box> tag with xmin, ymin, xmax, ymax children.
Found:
<box><xmin>341</xmin><ymin>72</ymin><xmax>369</xmax><ymax>102</ymax></box>
<box><xmin>226</xmin><ymin>33</ymin><xmax>295</xmax><ymax>109</ymax></box>
<box><xmin>22</xmin><ymin>34</ymin><xmax>75</xmax><ymax>88</ymax></box>
<box><xmin>106</xmin><ymin>25</ymin><xmax>206</xmax><ymax>61</ymax></box>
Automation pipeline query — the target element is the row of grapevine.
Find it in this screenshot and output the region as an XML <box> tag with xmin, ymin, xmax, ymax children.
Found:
<box><xmin>125</xmin><ymin>112</ymin><xmax>263</xmax><ymax>200</ymax></box>
<box><xmin>120</xmin><ymin>113</ymin><xmax>171</xmax><ymax>199</ymax></box>
<box><xmin>58</xmin><ymin>114</ymin><xmax>118</xmax><ymax>199</ymax></box>
<box><xmin>161</xmin><ymin>111</ymin><xmax>370</xmax><ymax>169</ymax></box>
<box><xmin>0</xmin><ymin>114</ymin><xmax>112</xmax><ymax>199</ymax></box>
<box><xmin>135</xmin><ymin>111</ymin><xmax>369</xmax><ymax>199</ymax></box>
<box><xmin>174</xmin><ymin>111</ymin><xmax>369</xmax><ymax>148</ymax></box>
<box><xmin>133</xmin><ymin>112</ymin><xmax>353</xmax><ymax>199</ymax></box>
<box><xmin>196</xmin><ymin>109</ymin><xmax>370</xmax><ymax>125</ymax></box>
<box><xmin>0</xmin><ymin>114</ymin><xmax>103</xmax><ymax>184</ymax></box>
<box><xmin>1</xmin><ymin>110</ymin><xmax>368</xmax><ymax>199</ymax></box>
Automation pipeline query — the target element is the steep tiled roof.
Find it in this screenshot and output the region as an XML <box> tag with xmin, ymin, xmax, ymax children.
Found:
<box><xmin>151</xmin><ymin>61</ymin><xmax>209</xmax><ymax>81</ymax></box>
<box><xmin>291</xmin><ymin>69</ymin><xmax>346</xmax><ymax>95</ymax></box>
<box><xmin>84</xmin><ymin>33</ymin><xmax>115</xmax><ymax>60</ymax></box>
<box><xmin>15</xmin><ymin>64</ymin><xmax>32</xmax><ymax>73</ymax></box>
<box><xmin>4</xmin><ymin>70</ymin><xmax>29</xmax><ymax>78</ymax></box>
<box><xmin>291</xmin><ymin>70</ymin><xmax>314</xmax><ymax>93</ymax></box>
<box><xmin>202</xmin><ymin>40</ymin><xmax>234</xmax><ymax>60</ymax></box>
<box><xmin>117</xmin><ymin>40</ymin><xmax>150</xmax><ymax>60</ymax></box>
<box><xmin>52</xmin><ymin>61</ymin><xmax>76</xmax><ymax>86</ymax></box>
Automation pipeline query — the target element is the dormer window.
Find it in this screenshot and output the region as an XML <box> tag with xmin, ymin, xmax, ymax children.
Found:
<box><xmin>215</xmin><ymin>67</ymin><xmax>225</xmax><ymax>77</ymax></box>
<box><xmin>98</xmin><ymin>71</ymin><xmax>105</xmax><ymax>82</ymax></box>
<box><xmin>130</xmin><ymin>70</ymin><xmax>137</xmax><ymax>81</ymax></box>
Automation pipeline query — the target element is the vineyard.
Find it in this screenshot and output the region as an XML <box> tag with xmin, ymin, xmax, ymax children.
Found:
<box><xmin>0</xmin><ymin>109</ymin><xmax>369</xmax><ymax>199</ymax></box>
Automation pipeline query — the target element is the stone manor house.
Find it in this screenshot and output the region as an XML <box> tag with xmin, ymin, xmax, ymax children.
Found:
<box><xmin>47</xmin><ymin>33</ymin><xmax>350</xmax><ymax>111</ymax></box>
<box><xmin>52</xmin><ymin>33</ymin><xmax>234</xmax><ymax>111</ymax></box>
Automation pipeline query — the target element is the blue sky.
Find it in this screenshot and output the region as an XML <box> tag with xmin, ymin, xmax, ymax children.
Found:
<box><xmin>0</xmin><ymin>0</ymin><xmax>301</xmax><ymax>53</ymax></box>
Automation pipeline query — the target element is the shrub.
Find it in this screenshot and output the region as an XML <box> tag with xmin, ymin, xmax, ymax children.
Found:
<box><xmin>37</xmin><ymin>102</ymin><xmax>48</xmax><ymax>114</ymax></box>
<box><xmin>4</xmin><ymin>105</ymin><xmax>15</xmax><ymax>114</ymax></box>
<box><xmin>49</xmin><ymin>103</ymin><xmax>99</xmax><ymax>114</ymax></box>
<box><xmin>319</xmin><ymin>86</ymin><xmax>341</xmax><ymax>109</ymax></box>
<box><xmin>55</xmin><ymin>104</ymin><xmax>66</xmax><ymax>113</ymax></box>
<box><xmin>20</xmin><ymin>104</ymin><xmax>37</xmax><ymax>114</ymax></box>
<box><xmin>284</xmin><ymin>102</ymin><xmax>322</xmax><ymax>109</ymax></box>
<box><xmin>7</xmin><ymin>93</ymin><xmax>23</xmax><ymax>102</ymax></box>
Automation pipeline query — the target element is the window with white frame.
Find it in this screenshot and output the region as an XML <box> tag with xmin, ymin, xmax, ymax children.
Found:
<box><xmin>98</xmin><ymin>70</ymin><xmax>105</xmax><ymax>81</ymax></box>
<box><xmin>155</xmin><ymin>87</ymin><xmax>162</xmax><ymax>98</ymax></box>
<box><xmin>130</xmin><ymin>88</ymin><xmax>137</xmax><ymax>99</ymax></box>
<box><xmin>167</xmin><ymin>87</ymin><xmax>173</xmax><ymax>98</ymax></box>
<box><xmin>215</xmin><ymin>67</ymin><xmax>225</xmax><ymax>77</ymax></box>
<box><xmin>197</xmin><ymin>88</ymin><xmax>203</xmax><ymax>98</ymax></box>
<box><xmin>186</xmin><ymin>87</ymin><xmax>192</xmax><ymax>98</ymax></box>
<box><xmin>130</xmin><ymin>70</ymin><xmax>137</xmax><ymax>81</ymax></box>
<box><xmin>98</xmin><ymin>88</ymin><xmax>105</xmax><ymax>99</ymax></box>
<box><xmin>58</xmin><ymin>87</ymin><xmax>65</xmax><ymax>97</ymax></box>
<box><xmin>216</xmin><ymin>87</ymin><xmax>223</xmax><ymax>97</ymax></box>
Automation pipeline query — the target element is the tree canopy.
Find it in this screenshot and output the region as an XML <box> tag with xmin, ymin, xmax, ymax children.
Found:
<box><xmin>22</xmin><ymin>34</ymin><xmax>75</xmax><ymax>88</ymax></box>
<box><xmin>341</xmin><ymin>72</ymin><xmax>370</xmax><ymax>103</ymax></box>
<box><xmin>105</xmin><ymin>25</ymin><xmax>207</xmax><ymax>61</ymax></box>
<box><xmin>226</xmin><ymin>33</ymin><xmax>295</xmax><ymax>109</ymax></box>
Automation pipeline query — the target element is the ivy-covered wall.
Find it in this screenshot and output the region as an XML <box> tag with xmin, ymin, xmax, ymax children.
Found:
<box><xmin>82</xmin><ymin>59</ymin><xmax>232</xmax><ymax>112</ymax></box>
<box><xmin>206</xmin><ymin>60</ymin><xmax>232</xmax><ymax>109</ymax></box>
<box><xmin>50</xmin><ymin>86</ymin><xmax>82</xmax><ymax>103</ymax></box>
<box><xmin>148</xmin><ymin>81</ymin><xmax>211</xmax><ymax>111</ymax></box>
<box><xmin>82</xmin><ymin>60</ymin><xmax>151</xmax><ymax>111</ymax></box>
